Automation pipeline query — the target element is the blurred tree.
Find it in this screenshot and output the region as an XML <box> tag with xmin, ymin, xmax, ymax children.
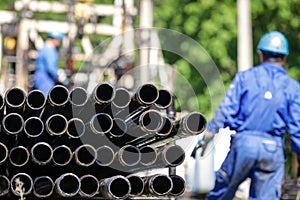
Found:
<box><xmin>153</xmin><ymin>0</ymin><xmax>300</xmax><ymax>118</ymax></box>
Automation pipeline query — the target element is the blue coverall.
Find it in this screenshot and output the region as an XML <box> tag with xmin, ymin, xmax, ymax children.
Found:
<box><xmin>205</xmin><ymin>62</ymin><xmax>300</xmax><ymax>200</ymax></box>
<box><xmin>34</xmin><ymin>43</ymin><xmax>59</xmax><ymax>95</ymax></box>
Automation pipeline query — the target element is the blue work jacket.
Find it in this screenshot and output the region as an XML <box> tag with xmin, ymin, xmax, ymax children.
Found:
<box><xmin>34</xmin><ymin>43</ymin><xmax>59</xmax><ymax>95</ymax></box>
<box><xmin>207</xmin><ymin>62</ymin><xmax>300</xmax><ymax>154</ymax></box>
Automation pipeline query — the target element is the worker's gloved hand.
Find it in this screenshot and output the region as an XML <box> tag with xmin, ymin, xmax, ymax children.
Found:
<box><xmin>57</xmin><ymin>69</ymin><xmax>70</xmax><ymax>86</ymax></box>
<box><xmin>190</xmin><ymin>130</ymin><xmax>214</xmax><ymax>158</ymax></box>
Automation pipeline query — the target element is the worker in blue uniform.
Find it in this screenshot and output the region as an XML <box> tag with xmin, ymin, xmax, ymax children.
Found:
<box><xmin>193</xmin><ymin>31</ymin><xmax>300</xmax><ymax>199</ymax></box>
<box><xmin>34</xmin><ymin>31</ymin><xmax>66</xmax><ymax>95</ymax></box>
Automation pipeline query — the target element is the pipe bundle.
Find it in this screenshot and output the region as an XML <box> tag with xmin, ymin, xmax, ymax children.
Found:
<box><xmin>0</xmin><ymin>83</ymin><xmax>206</xmax><ymax>199</ymax></box>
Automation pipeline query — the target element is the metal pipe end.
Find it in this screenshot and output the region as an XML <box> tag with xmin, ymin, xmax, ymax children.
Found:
<box><xmin>154</xmin><ymin>89</ymin><xmax>172</xmax><ymax>109</ymax></box>
<box><xmin>67</xmin><ymin>118</ymin><xmax>85</xmax><ymax>138</ymax></box>
<box><xmin>169</xmin><ymin>175</ymin><xmax>186</xmax><ymax>197</ymax></box>
<box><xmin>10</xmin><ymin>173</ymin><xmax>33</xmax><ymax>196</ymax></box>
<box><xmin>139</xmin><ymin>109</ymin><xmax>163</xmax><ymax>132</ymax></box>
<box><xmin>93</xmin><ymin>82</ymin><xmax>116</xmax><ymax>104</ymax></box>
<box><xmin>55</xmin><ymin>173</ymin><xmax>81</xmax><ymax>197</ymax></box>
<box><xmin>0</xmin><ymin>175</ymin><xmax>9</xmax><ymax>197</ymax></box>
<box><xmin>5</xmin><ymin>87</ymin><xmax>26</xmax><ymax>109</ymax></box>
<box><xmin>145</xmin><ymin>174</ymin><xmax>173</xmax><ymax>196</ymax></box>
<box><xmin>126</xmin><ymin>174</ymin><xmax>145</xmax><ymax>197</ymax></box>
<box><xmin>90</xmin><ymin>113</ymin><xmax>113</xmax><ymax>135</ymax></box>
<box><xmin>118</xmin><ymin>145</ymin><xmax>141</xmax><ymax>167</ymax></box>
<box><xmin>100</xmin><ymin>175</ymin><xmax>131</xmax><ymax>199</ymax></box>
<box><xmin>181</xmin><ymin>112</ymin><xmax>207</xmax><ymax>135</ymax></box>
<box><xmin>33</xmin><ymin>176</ymin><xmax>54</xmax><ymax>198</ymax></box>
<box><xmin>52</xmin><ymin>145</ymin><xmax>73</xmax><ymax>166</ymax></box>
<box><xmin>161</xmin><ymin>145</ymin><xmax>185</xmax><ymax>167</ymax></box>
<box><xmin>74</xmin><ymin>144</ymin><xmax>97</xmax><ymax>167</ymax></box>
<box><xmin>112</xmin><ymin>88</ymin><xmax>131</xmax><ymax>108</ymax></box>
<box><xmin>45</xmin><ymin>114</ymin><xmax>68</xmax><ymax>136</ymax></box>
<box><xmin>96</xmin><ymin>145</ymin><xmax>115</xmax><ymax>166</ymax></box>
<box><xmin>48</xmin><ymin>85</ymin><xmax>69</xmax><ymax>107</ymax></box>
<box><xmin>79</xmin><ymin>175</ymin><xmax>99</xmax><ymax>197</ymax></box>
<box><xmin>31</xmin><ymin>142</ymin><xmax>53</xmax><ymax>165</ymax></box>
<box><xmin>69</xmin><ymin>87</ymin><xmax>88</xmax><ymax>107</ymax></box>
<box><xmin>135</xmin><ymin>83</ymin><xmax>159</xmax><ymax>105</ymax></box>
<box><xmin>26</xmin><ymin>89</ymin><xmax>46</xmax><ymax>110</ymax></box>
<box><xmin>24</xmin><ymin>116</ymin><xmax>44</xmax><ymax>138</ymax></box>
<box><xmin>0</xmin><ymin>142</ymin><xmax>8</xmax><ymax>165</ymax></box>
<box><xmin>139</xmin><ymin>146</ymin><xmax>158</xmax><ymax>166</ymax></box>
<box><xmin>9</xmin><ymin>146</ymin><xmax>30</xmax><ymax>167</ymax></box>
<box><xmin>2</xmin><ymin>113</ymin><xmax>24</xmax><ymax>135</ymax></box>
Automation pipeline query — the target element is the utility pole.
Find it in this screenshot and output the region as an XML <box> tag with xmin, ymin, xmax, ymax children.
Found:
<box><xmin>139</xmin><ymin>0</ymin><xmax>153</xmax><ymax>84</ymax></box>
<box><xmin>237</xmin><ymin>0</ymin><xmax>253</xmax><ymax>71</ymax></box>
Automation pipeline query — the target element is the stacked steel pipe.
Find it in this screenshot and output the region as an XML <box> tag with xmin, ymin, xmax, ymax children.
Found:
<box><xmin>0</xmin><ymin>83</ymin><xmax>206</xmax><ymax>199</ymax></box>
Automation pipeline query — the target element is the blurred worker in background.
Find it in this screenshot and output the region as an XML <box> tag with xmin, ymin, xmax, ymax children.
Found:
<box><xmin>192</xmin><ymin>31</ymin><xmax>300</xmax><ymax>199</ymax></box>
<box><xmin>34</xmin><ymin>31</ymin><xmax>68</xmax><ymax>95</ymax></box>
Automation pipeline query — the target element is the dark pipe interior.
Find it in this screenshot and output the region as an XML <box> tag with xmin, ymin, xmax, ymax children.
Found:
<box><xmin>6</xmin><ymin>88</ymin><xmax>25</xmax><ymax>106</ymax></box>
<box><xmin>27</xmin><ymin>91</ymin><xmax>46</xmax><ymax>109</ymax></box>
<box><xmin>151</xmin><ymin>175</ymin><xmax>172</xmax><ymax>195</ymax></box>
<box><xmin>53</xmin><ymin>146</ymin><xmax>72</xmax><ymax>165</ymax></box>
<box><xmin>95</xmin><ymin>84</ymin><xmax>114</xmax><ymax>102</ymax></box>
<box><xmin>34</xmin><ymin>177</ymin><xmax>54</xmax><ymax>196</ymax></box>
<box><xmin>10</xmin><ymin>147</ymin><xmax>29</xmax><ymax>166</ymax></box>
<box><xmin>67</xmin><ymin>119</ymin><xmax>85</xmax><ymax>138</ymax></box>
<box><xmin>32</xmin><ymin>143</ymin><xmax>52</xmax><ymax>163</ymax></box>
<box><xmin>49</xmin><ymin>86</ymin><xmax>69</xmax><ymax>105</ymax></box>
<box><xmin>138</xmin><ymin>84</ymin><xmax>158</xmax><ymax>104</ymax></box>
<box><xmin>3</xmin><ymin>114</ymin><xmax>23</xmax><ymax>133</ymax></box>
<box><xmin>25</xmin><ymin>117</ymin><xmax>44</xmax><ymax>137</ymax></box>
<box><xmin>109</xmin><ymin>177</ymin><xmax>130</xmax><ymax>198</ymax></box>
<box><xmin>80</xmin><ymin>176</ymin><xmax>98</xmax><ymax>196</ymax></box>
<box><xmin>58</xmin><ymin>174</ymin><xmax>80</xmax><ymax>195</ymax></box>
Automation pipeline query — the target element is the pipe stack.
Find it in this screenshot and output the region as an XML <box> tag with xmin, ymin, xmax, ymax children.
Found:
<box><xmin>0</xmin><ymin>83</ymin><xmax>206</xmax><ymax>199</ymax></box>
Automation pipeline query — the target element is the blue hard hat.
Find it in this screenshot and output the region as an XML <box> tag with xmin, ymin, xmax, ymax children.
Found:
<box><xmin>257</xmin><ymin>31</ymin><xmax>289</xmax><ymax>55</ymax></box>
<box><xmin>47</xmin><ymin>31</ymin><xmax>65</xmax><ymax>41</ymax></box>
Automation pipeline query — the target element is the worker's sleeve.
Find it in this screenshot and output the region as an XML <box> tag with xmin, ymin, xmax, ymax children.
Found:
<box><xmin>44</xmin><ymin>48</ymin><xmax>59</xmax><ymax>81</ymax></box>
<box><xmin>287</xmin><ymin>91</ymin><xmax>300</xmax><ymax>155</ymax></box>
<box><xmin>206</xmin><ymin>73</ymin><xmax>243</xmax><ymax>134</ymax></box>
